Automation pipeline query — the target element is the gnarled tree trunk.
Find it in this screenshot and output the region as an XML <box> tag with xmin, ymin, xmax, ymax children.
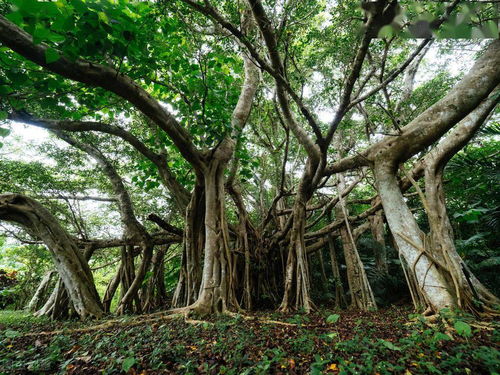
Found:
<box><xmin>142</xmin><ymin>245</ymin><xmax>169</xmax><ymax>312</ymax></box>
<box><xmin>191</xmin><ymin>155</ymin><xmax>239</xmax><ymax>314</ymax></box>
<box><xmin>280</xmin><ymin>159</ymin><xmax>319</xmax><ymax>313</ymax></box>
<box><xmin>0</xmin><ymin>194</ymin><xmax>103</xmax><ymax>318</ymax></box>
<box><xmin>375</xmin><ymin>162</ymin><xmax>455</xmax><ymax>312</ymax></box>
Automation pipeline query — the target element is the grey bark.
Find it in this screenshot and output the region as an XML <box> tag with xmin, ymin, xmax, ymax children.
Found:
<box><xmin>0</xmin><ymin>194</ymin><xmax>103</xmax><ymax>318</ymax></box>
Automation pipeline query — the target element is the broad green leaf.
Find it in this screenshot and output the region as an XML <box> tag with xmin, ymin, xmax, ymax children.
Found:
<box><xmin>122</xmin><ymin>357</ymin><xmax>136</xmax><ymax>372</ymax></box>
<box><xmin>45</xmin><ymin>48</ymin><xmax>60</xmax><ymax>64</ymax></box>
<box><xmin>0</xmin><ymin>127</ymin><xmax>11</xmax><ymax>137</ymax></box>
<box><xmin>433</xmin><ymin>332</ymin><xmax>452</xmax><ymax>342</ymax></box>
<box><xmin>454</xmin><ymin>321</ymin><xmax>472</xmax><ymax>337</ymax></box>
<box><xmin>379</xmin><ymin>339</ymin><xmax>402</xmax><ymax>351</ymax></box>
<box><xmin>5</xmin><ymin>330</ymin><xmax>20</xmax><ymax>338</ymax></box>
<box><xmin>6</xmin><ymin>11</ymin><xmax>24</xmax><ymax>26</ymax></box>
<box><xmin>326</xmin><ymin>314</ymin><xmax>340</xmax><ymax>324</ymax></box>
<box><xmin>0</xmin><ymin>85</ymin><xmax>13</xmax><ymax>95</ymax></box>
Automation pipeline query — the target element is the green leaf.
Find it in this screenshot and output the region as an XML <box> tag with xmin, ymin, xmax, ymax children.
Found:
<box><xmin>0</xmin><ymin>85</ymin><xmax>13</xmax><ymax>95</ymax></box>
<box><xmin>0</xmin><ymin>127</ymin><xmax>11</xmax><ymax>137</ymax></box>
<box><xmin>0</xmin><ymin>111</ymin><xmax>8</xmax><ymax>121</ymax></box>
<box><xmin>6</xmin><ymin>11</ymin><xmax>24</xmax><ymax>26</ymax></box>
<box><xmin>5</xmin><ymin>330</ymin><xmax>20</xmax><ymax>338</ymax></box>
<box><xmin>122</xmin><ymin>357</ymin><xmax>136</xmax><ymax>372</ymax></box>
<box><xmin>98</xmin><ymin>11</ymin><xmax>109</xmax><ymax>24</ymax></box>
<box><xmin>454</xmin><ymin>321</ymin><xmax>472</xmax><ymax>337</ymax></box>
<box><xmin>433</xmin><ymin>332</ymin><xmax>452</xmax><ymax>342</ymax></box>
<box><xmin>379</xmin><ymin>339</ymin><xmax>402</xmax><ymax>351</ymax></box>
<box><xmin>326</xmin><ymin>314</ymin><xmax>340</xmax><ymax>324</ymax></box>
<box><xmin>33</xmin><ymin>25</ymin><xmax>51</xmax><ymax>44</ymax></box>
<box><xmin>45</xmin><ymin>48</ymin><xmax>60</xmax><ymax>64</ymax></box>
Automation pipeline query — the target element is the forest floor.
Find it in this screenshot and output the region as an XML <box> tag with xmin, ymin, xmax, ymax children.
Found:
<box><xmin>0</xmin><ymin>305</ymin><xmax>498</xmax><ymax>375</ymax></box>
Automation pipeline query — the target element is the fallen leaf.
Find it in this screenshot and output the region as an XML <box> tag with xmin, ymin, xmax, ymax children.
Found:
<box><xmin>326</xmin><ymin>363</ymin><xmax>339</xmax><ymax>372</ymax></box>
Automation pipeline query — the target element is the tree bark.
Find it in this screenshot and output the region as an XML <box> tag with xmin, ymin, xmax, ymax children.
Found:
<box><xmin>0</xmin><ymin>194</ymin><xmax>103</xmax><ymax>318</ymax></box>
<box><xmin>142</xmin><ymin>245</ymin><xmax>169</xmax><ymax>312</ymax></box>
<box><xmin>102</xmin><ymin>265</ymin><xmax>121</xmax><ymax>313</ymax></box>
<box><xmin>328</xmin><ymin>236</ymin><xmax>347</xmax><ymax>309</ymax></box>
<box><xmin>172</xmin><ymin>183</ymin><xmax>205</xmax><ymax>307</ymax></box>
<box><xmin>27</xmin><ymin>270</ymin><xmax>55</xmax><ymax>312</ymax></box>
<box><xmin>375</xmin><ymin>162</ymin><xmax>455</xmax><ymax>311</ymax></box>
<box><xmin>369</xmin><ymin>207</ymin><xmax>388</xmax><ymax>274</ymax></box>
<box><xmin>191</xmin><ymin>156</ymin><xmax>239</xmax><ymax>314</ymax></box>
<box><xmin>335</xmin><ymin>204</ymin><xmax>377</xmax><ymax>311</ymax></box>
<box><xmin>279</xmin><ymin>159</ymin><xmax>318</xmax><ymax>313</ymax></box>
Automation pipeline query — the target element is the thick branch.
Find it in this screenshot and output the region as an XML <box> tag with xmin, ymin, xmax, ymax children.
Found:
<box><xmin>9</xmin><ymin>113</ymin><xmax>190</xmax><ymax>210</ymax></box>
<box><xmin>0</xmin><ymin>15</ymin><xmax>203</xmax><ymax>170</ymax></box>
<box><xmin>325</xmin><ymin>39</ymin><xmax>500</xmax><ymax>175</ymax></box>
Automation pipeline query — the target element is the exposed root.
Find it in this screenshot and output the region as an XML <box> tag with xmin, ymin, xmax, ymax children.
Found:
<box><xmin>185</xmin><ymin>318</ymin><xmax>213</xmax><ymax>325</ymax></box>
<box><xmin>23</xmin><ymin>312</ymin><xmax>183</xmax><ymax>337</ymax></box>
<box><xmin>227</xmin><ymin>312</ymin><xmax>298</xmax><ymax>326</ymax></box>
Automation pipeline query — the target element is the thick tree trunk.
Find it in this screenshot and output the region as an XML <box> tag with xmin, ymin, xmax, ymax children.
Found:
<box><xmin>142</xmin><ymin>245</ymin><xmax>169</xmax><ymax>312</ymax></box>
<box><xmin>117</xmin><ymin>245</ymin><xmax>138</xmax><ymax>313</ymax></box>
<box><xmin>425</xmin><ymin>160</ymin><xmax>499</xmax><ymax>314</ymax></box>
<box><xmin>182</xmin><ymin>12</ymin><xmax>259</xmax><ymax>314</ymax></box>
<box><xmin>191</xmin><ymin>157</ymin><xmax>239</xmax><ymax>314</ymax></box>
<box><xmin>375</xmin><ymin>86</ymin><xmax>500</xmax><ymax>314</ymax></box>
<box><xmin>374</xmin><ymin>163</ymin><xmax>455</xmax><ymax>311</ymax></box>
<box><xmin>36</xmin><ymin>278</ymin><xmax>71</xmax><ymax>319</ymax></box>
<box><xmin>279</xmin><ymin>159</ymin><xmax>318</xmax><ymax>313</ymax></box>
<box><xmin>0</xmin><ymin>194</ymin><xmax>103</xmax><ymax>318</ymax></box>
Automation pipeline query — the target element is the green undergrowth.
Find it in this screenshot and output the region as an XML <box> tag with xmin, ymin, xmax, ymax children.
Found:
<box><xmin>0</xmin><ymin>307</ymin><xmax>499</xmax><ymax>374</ymax></box>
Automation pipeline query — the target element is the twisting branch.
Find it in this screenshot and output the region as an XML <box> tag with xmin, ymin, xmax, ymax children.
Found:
<box><xmin>55</xmin><ymin>132</ymin><xmax>148</xmax><ymax>241</ymax></box>
<box><xmin>181</xmin><ymin>0</ymin><xmax>323</xmax><ymax>145</ymax></box>
<box><xmin>247</xmin><ymin>0</ymin><xmax>321</xmax><ymax>159</ymax></box>
<box><xmin>0</xmin><ymin>15</ymin><xmax>204</xmax><ymax>170</ymax></box>
<box><xmin>8</xmin><ymin>112</ymin><xmax>190</xmax><ymax>211</ymax></box>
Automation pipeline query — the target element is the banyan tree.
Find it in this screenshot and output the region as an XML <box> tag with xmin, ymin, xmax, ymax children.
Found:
<box><xmin>0</xmin><ymin>0</ymin><xmax>498</xmax><ymax>319</ymax></box>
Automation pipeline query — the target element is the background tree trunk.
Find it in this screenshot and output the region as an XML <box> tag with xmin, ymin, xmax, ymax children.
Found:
<box><xmin>335</xmin><ymin>204</ymin><xmax>376</xmax><ymax>311</ymax></box>
<box><xmin>369</xmin><ymin>208</ymin><xmax>388</xmax><ymax>274</ymax></box>
<box><xmin>27</xmin><ymin>270</ymin><xmax>55</xmax><ymax>312</ymax></box>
